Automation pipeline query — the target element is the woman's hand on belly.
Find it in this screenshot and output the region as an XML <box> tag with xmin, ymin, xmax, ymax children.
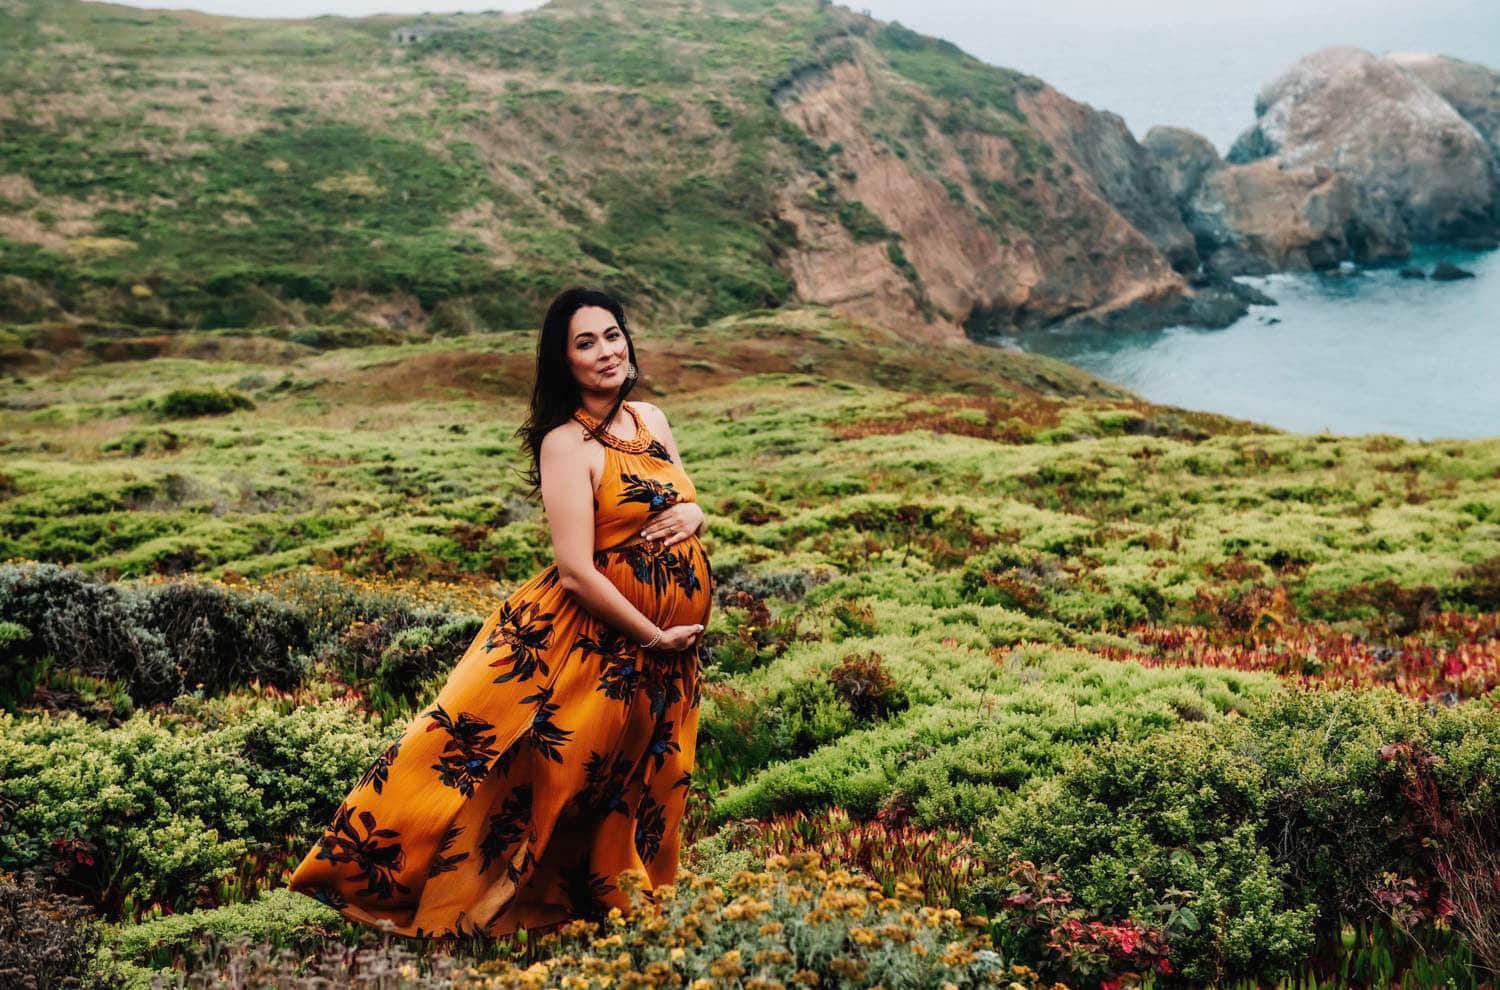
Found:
<box><xmin>638</xmin><ymin>502</ymin><xmax>704</xmax><ymax>547</ymax></box>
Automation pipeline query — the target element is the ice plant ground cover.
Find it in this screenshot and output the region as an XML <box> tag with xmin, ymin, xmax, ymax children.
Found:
<box><xmin>2</xmin><ymin>309</ymin><xmax>1498</xmax><ymax>988</ymax></box>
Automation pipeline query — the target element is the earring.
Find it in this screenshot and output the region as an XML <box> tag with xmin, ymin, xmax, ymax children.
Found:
<box><xmin>625</xmin><ymin>362</ymin><xmax>639</xmax><ymax>381</ymax></box>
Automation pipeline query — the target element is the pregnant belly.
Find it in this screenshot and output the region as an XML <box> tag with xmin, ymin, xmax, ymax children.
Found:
<box><xmin>593</xmin><ymin>535</ymin><xmax>713</xmax><ymax>630</ymax></box>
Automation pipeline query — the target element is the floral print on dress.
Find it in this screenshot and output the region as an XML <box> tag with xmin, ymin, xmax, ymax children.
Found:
<box><xmin>618</xmin><ymin>473</ymin><xmax>680</xmax><ymax>513</ymax></box>
<box><xmin>485</xmin><ymin>599</ymin><xmax>556</xmax><ymax>683</ymax></box>
<box><xmin>425</xmin><ymin>704</ymin><xmax>500</xmax><ymax>798</ymax></box>
<box><xmin>314</xmin><ymin>803</ymin><xmax>410</xmax><ymax>901</ymax></box>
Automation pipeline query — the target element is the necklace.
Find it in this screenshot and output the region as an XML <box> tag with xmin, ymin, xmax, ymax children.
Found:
<box><xmin>572</xmin><ymin>402</ymin><xmax>652</xmax><ymax>453</ymax></box>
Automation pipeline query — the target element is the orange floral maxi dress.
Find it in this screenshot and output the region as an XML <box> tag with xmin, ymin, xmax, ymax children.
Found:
<box><xmin>287</xmin><ymin>401</ymin><xmax>712</xmax><ymax>938</ymax></box>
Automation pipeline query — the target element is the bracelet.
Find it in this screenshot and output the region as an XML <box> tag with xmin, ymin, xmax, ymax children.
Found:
<box><xmin>640</xmin><ymin>628</ymin><xmax>662</xmax><ymax>650</ymax></box>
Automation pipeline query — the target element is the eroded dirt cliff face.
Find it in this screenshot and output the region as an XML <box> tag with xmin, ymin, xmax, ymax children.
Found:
<box><xmin>772</xmin><ymin>55</ymin><xmax>1207</xmax><ymax>342</ymax></box>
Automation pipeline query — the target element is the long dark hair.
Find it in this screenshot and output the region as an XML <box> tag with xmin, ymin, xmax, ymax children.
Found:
<box><xmin>515</xmin><ymin>286</ymin><xmax>640</xmax><ymax>498</ymax></box>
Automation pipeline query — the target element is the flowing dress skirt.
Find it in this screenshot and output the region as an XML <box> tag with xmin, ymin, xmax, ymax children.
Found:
<box><xmin>286</xmin><ymin>533</ymin><xmax>712</xmax><ymax>938</ymax></box>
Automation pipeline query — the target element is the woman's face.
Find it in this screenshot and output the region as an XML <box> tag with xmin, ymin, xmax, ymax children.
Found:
<box><xmin>566</xmin><ymin>305</ymin><xmax>630</xmax><ymax>395</ymax></box>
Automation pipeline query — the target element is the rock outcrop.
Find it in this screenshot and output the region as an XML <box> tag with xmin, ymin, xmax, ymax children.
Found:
<box><xmin>1024</xmin><ymin>93</ymin><xmax>1199</xmax><ymax>273</ymax></box>
<box><xmin>1226</xmin><ymin>46</ymin><xmax>1495</xmax><ymax>244</ymax></box>
<box><xmin>1142</xmin><ymin>126</ymin><xmax>1221</xmax><ymax>209</ymax></box>
<box><xmin>1144</xmin><ymin>125</ymin><xmax>1394</xmax><ymax>275</ymax></box>
<box><xmin>1187</xmin><ymin>160</ymin><xmax>1369</xmax><ymax>274</ymax></box>
<box><xmin>1386</xmin><ymin>51</ymin><xmax>1500</xmax><ymax>235</ymax></box>
<box><xmin>1145</xmin><ymin>47</ymin><xmax>1500</xmax><ymax>276</ymax></box>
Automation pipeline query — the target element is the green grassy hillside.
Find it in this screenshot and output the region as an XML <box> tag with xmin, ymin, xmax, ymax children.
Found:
<box><xmin>3</xmin><ymin>311</ymin><xmax>1499</xmax><ymax>987</ymax></box>
<box><xmin>0</xmin><ymin>0</ymin><xmax>1061</xmax><ymax>333</ymax></box>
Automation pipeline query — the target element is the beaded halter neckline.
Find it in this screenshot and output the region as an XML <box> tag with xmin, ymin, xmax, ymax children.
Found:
<box><xmin>572</xmin><ymin>402</ymin><xmax>653</xmax><ymax>453</ymax></box>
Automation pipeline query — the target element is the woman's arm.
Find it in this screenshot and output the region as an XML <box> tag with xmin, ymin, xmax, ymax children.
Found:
<box><xmin>637</xmin><ymin>401</ymin><xmax>706</xmax><ymax>536</ymax></box>
<box><xmin>539</xmin><ymin>426</ymin><xmax>661</xmax><ymax>645</ymax></box>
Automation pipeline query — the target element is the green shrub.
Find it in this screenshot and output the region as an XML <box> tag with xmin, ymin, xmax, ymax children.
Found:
<box><xmin>711</xmin><ymin>651</ymin><xmax>1273</xmax><ymax>829</ymax></box>
<box><xmin>0</xmin><ymin>698</ymin><xmax>388</xmax><ymax>916</ymax></box>
<box><xmin>990</xmin><ymin>723</ymin><xmax>1317</xmax><ymax>983</ymax></box>
<box><xmin>0</xmin><ymin>620</ymin><xmax>38</xmax><ymax>709</ymax></box>
<box><xmin>105</xmin><ymin>887</ymin><xmax>337</xmax><ymax>972</ymax></box>
<box><xmin>987</xmin><ymin>690</ymin><xmax>1500</xmax><ymax>984</ymax></box>
<box><xmin>154</xmin><ymin>387</ymin><xmax>254</xmax><ymax>418</ymax></box>
<box><xmin>0</xmin><ymin>564</ymin><xmax>310</xmax><ymax>707</ymax></box>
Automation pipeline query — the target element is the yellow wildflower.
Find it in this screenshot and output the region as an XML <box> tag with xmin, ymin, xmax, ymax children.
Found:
<box><xmin>788</xmin><ymin>851</ymin><xmax>823</xmax><ymax>871</ymax></box>
<box><xmin>709</xmin><ymin>949</ymin><xmax>745</xmax><ymax>979</ymax></box>
<box><xmin>828</xmin><ymin>956</ymin><xmax>867</xmax><ymax>979</ymax></box>
<box><xmin>938</xmin><ymin>942</ymin><xmax>974</xmax><ymax>966</ymax></box>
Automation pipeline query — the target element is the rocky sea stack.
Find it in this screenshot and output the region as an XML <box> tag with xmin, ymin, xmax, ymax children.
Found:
<box><xmin>1146</xmin><ymin>46</ymin><xmax>1500</xmax><ymax>278</ymax></box>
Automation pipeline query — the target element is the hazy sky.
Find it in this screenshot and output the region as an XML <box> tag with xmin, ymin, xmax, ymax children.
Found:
<box><xmin>111</xmin><ymin>0</ymin><xmax>1488</xmax><ymax>28</ymax></box>
<box><xmin>112</xmin><ymin>0</ymin><xmax>1499</xmax><ymax>149</ymax></box>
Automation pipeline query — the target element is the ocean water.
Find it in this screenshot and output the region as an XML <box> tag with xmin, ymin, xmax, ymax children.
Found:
<box><xmin>1011</xmin><ymin>246</ymin><xmax>1500</xmax><ymax>440</ymax></box>
<box><xmin>852</xmin><ymin>0</ymin><xmax>1500</xmax><ymax>440</ymax></box>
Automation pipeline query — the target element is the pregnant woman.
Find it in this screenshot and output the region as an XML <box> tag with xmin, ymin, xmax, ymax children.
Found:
<box><xmin>287</xmin><ymin>286</ymin><xmax>712</xmax><ymax>938</ymax></box>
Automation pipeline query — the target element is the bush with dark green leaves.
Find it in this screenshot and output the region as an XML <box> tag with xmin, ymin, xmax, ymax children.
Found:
<box><xmin>319</xmin><ymin>607</ymin><xmax>482</xmax><ymax>710</ymax></box>
<box><xmin>125</xmin><ymin>579</ymin><xmax>312</xmax><ymax>702</ymax></box>
<box><xmin>987</xmin><ymin>689</ymin><xmax>1500</xmax><ymax>984</ymax></box>
<box><xmin>0</xmin><ymin>563</ymin><xmax>310</xmax><ymax>707</ymax></box>
<box><xmin>154</xmin><ymin>388</ymin><xmax>255</xmax><ymax>418</ymax></box>
<box><xmin>0</xmin><ymin>695</ymin><xmax>389</xmax><ymax>915</ymax></box>
<box><xmin>0</xmin><ymin>620</ymin><xmax>38</xmax><ymax>709</ymax></box>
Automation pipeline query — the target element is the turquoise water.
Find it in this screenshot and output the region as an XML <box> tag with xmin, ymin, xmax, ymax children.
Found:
<box><xmin>1009</xmin><ymin>246</ymin><xmax>1500</xmax><ymax>440</ymax></box>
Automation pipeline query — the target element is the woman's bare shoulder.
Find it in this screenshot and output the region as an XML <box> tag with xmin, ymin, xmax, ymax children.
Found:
<box><xmin>540</xmin><ymin>417</ymin><xmax>588</xmax><ymax>453</ymax></box>
<box><xmin>629</xmin><ymin>399</ymin><xmax>669</xmax><ymax>428</ymax></box>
